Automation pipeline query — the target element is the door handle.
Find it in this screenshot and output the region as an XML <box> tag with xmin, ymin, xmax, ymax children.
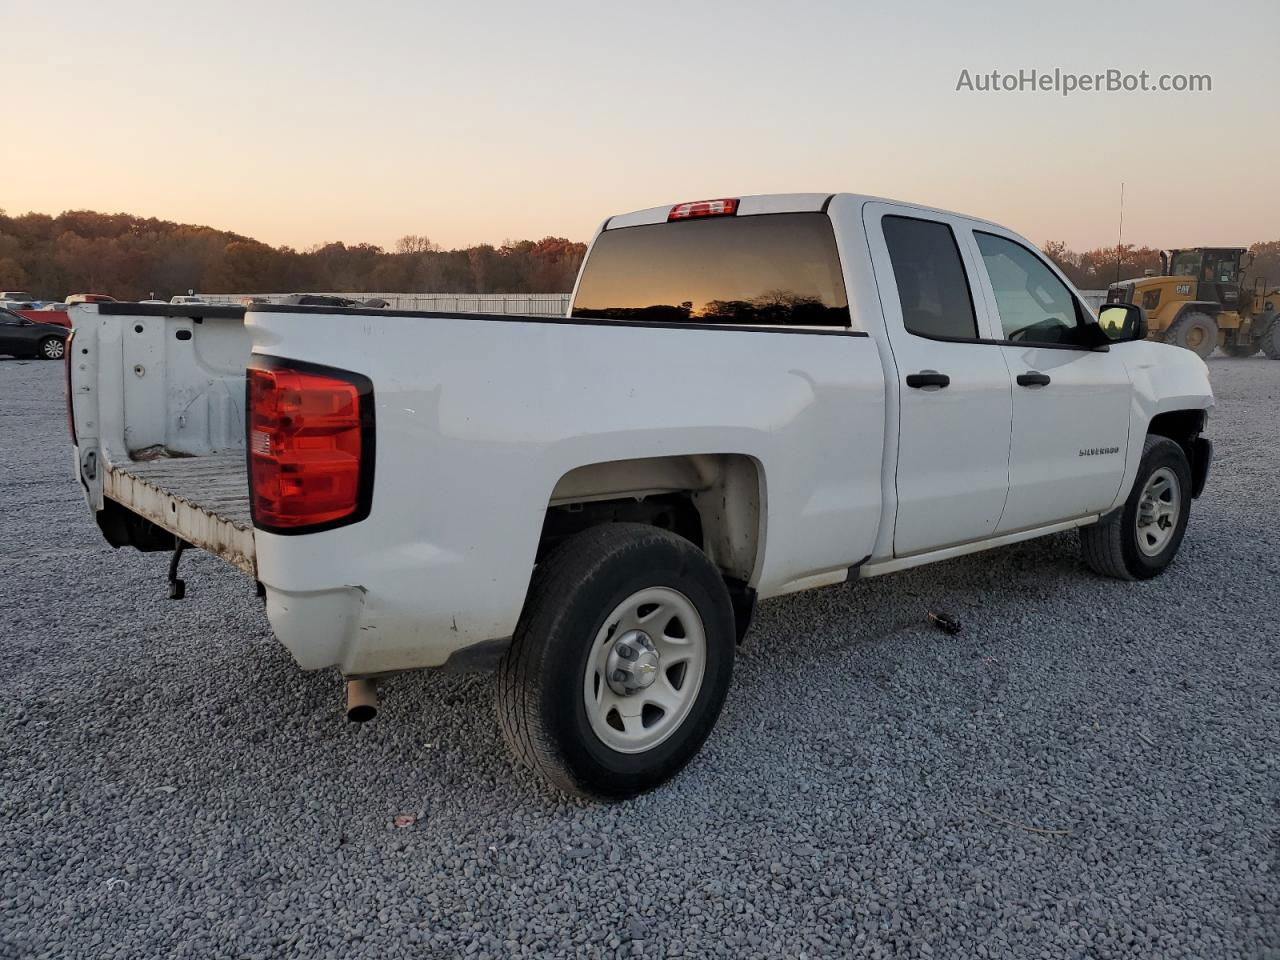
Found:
<box><xmin>905</xmin><ymin>371</ymin><xmax>950</xmax><ymax>389</ymax></box>
<box><xmin>1016</xmin><ymin>371</ymin><xmax>1051</xmax><ymax>387</ymax></box>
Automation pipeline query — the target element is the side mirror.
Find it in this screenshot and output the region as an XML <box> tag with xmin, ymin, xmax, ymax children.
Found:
<box><xmin>1097</xmin><ymin>303</ymin><xmax>1147</xmax><ymax>343</ymax></box>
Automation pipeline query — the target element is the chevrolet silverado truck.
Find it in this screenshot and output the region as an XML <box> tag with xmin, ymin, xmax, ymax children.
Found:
<box><xmin>67</xmin><ymin>193</ymin><xmax>1214</xmax><ymax>800</ymax></box>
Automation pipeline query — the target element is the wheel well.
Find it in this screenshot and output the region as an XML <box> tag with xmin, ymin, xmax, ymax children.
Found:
<box><xmin>1148</xmin><ymin>409</ymin><xmax>1205</xmax><ymax>450</ymax></box>
<box><xmin>540</xmin><ymin>454</ymin><xmax>764</xmax><ymax>583</ymax></box>
<box><xmin>1148</xmin><ymin>409</ymin><xmax>1210</xmax><ymax>497</ymax></box>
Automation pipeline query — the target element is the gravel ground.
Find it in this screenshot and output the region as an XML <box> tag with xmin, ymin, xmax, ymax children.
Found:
<box><xmin>1</xmin><ymin>355</ymin><xmax>1277</xmax><ymax>960</ymax></box>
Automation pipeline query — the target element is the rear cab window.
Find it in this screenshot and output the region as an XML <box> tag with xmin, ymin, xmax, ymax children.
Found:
<box><xmin>571</xmin><ymin>213</ymin><xmax>850</xmax><ymax>327</ymax></box>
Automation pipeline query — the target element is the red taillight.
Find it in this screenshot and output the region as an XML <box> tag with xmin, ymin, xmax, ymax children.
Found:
<box><xmin>667</xmin><ymin>198</ymin><xmax>739</xmax><ymax>221</ymax></box>
<box><xmin>247</xmin><ymin>361</ymin><xmax>374</xmax><ymax>533</ymax></box>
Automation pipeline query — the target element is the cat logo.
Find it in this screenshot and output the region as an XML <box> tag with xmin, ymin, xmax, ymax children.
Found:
<box><xmin>1176</xmin><ymin>283</ymin><xmax>1191</xmax><ymax>296</ymax></box>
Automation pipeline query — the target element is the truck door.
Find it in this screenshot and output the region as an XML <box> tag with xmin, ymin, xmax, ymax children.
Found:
<box><xmin>864</xmin><ymin>204</ymin><xmax>1013</xmax><ymax>556</ymax></box>
<box><xmin>964</xmin><ymin>228</ymin><xmax>1131</xmax><ymax>532</ymax></box>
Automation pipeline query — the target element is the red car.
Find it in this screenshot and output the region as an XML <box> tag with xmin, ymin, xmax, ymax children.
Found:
<box><xmin>16</xmin><ymin>308</ymin><xmax>70</xmax><ymax>328</ymax></box>
<box><xmin>21</xmin><ymin>293</ymin><xmax>116</xmax><ymax>328</ymax></box>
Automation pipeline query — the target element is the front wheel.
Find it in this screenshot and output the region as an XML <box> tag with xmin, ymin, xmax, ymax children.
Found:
<box><xmin>1080</xmin><ymin>435</ymin><xmax>1193</xmax><ymax>580</ymax></box>
<box><xmin>496</xmin><ymin>523</ymin><xmax>735</xmax><ymax>800</ymax></box>
<box><xmin>39</xmin><ymin>337</ymin><xmax>65</xmax><ymax>360</ymax></box>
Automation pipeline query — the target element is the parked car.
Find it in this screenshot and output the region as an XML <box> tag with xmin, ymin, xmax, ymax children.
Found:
<box><xmin>66</xmin><ymin>293</ymin><xmax>116</xmax><ymax>304</ymax></box>
<box><xmin>0</xmin><ymin>291</ymin><xmax>37</xmax><ymax>302</ymax></box>
<box><xmin>170</xmin><ymin>295</ymin><xmax>205</xmax><ymax>305</ymax></box>
<box><xmin>66</xmin><ymin>193</ymin><xmax>1213</xmax><ymax>800</ymax></box>
<box><xmin>0</xmin><ymin>307</ymin><xmax>68</xmax><ymax>359</ymax></box>
<box><xmin>279</xmin><ymin>294</ymin><xmax>387</xmax><ymax>308</ymax></box>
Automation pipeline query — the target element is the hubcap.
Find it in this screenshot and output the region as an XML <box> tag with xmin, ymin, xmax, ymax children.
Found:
<box><xmin>44</xmin><ymin>340</ymin><xmax>64</xmax><ymax>359</ymax></box>
<box><xmin>583</xmin><ymin>586</ymin><xmax>707</xmax><ymax>754</ymax></box>
<box><xmin>605</xmin><ymin>630</ymin><xmax>660</xmax><ymax>696</ymax></box>
<box><xmin>1187</xmin><ymin>326</ymin><xmax>1205</xmax><ymax>348</ymax></box>
<box><xmin>1135</xmin><ymin>466</ymin><xmax>1181</xmax><ymax>557</ymax></box>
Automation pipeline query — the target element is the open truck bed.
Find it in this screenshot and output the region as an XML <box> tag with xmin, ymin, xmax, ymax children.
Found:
<box><xmin>69</xmin><ymin>302</ymin><xmax>258</xmax><ymax>575</ymax></box>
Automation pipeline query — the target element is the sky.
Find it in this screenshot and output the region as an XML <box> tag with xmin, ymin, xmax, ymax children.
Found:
<box><xmin>5</xmin><ymin>0</ymin><xmax>1278</xmax><ymax>253</ymax></box>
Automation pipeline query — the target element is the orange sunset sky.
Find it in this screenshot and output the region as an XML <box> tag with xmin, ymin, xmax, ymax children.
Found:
<box><xmin>5</xmin><ymin>0</ymin><xmax>1278</xmax><ymax>252</ymax></box>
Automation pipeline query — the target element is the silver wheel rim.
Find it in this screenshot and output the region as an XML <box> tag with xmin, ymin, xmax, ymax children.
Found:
<box><xmin>43</xmin><ymin>339</ymin><xmax>64</xmax><ymax>359</ymax></box>
<box><xmin>1135</xmin><ymin>466</ymin><xmax>1181</xmax><ymax>557</ymax></box>
<box><xmin>583</xmin><ymin>586</ymin><xmax>707</xmax><ymax>754</ymax></box>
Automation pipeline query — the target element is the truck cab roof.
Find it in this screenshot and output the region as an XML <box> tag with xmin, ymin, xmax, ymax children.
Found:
<box><xmin>604</xmin><ymin>192</ymin><xmax>1002</xmax><ymax>232</ymax></box>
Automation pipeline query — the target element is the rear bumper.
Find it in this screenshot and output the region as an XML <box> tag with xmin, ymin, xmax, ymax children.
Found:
<box><xmin>262</xmin><ymin>583</ymin><xmax>505</xmax><ymax>675</ymax></box>
<box><xmin>1190</xmin><ymin>437</ymin><xmax>1212</xmax><ymax>498</ymax></box>
<box><xmin>259</xmin><ymin>578</ymin><xmax>509</xmax><ymax>675</ymax></box>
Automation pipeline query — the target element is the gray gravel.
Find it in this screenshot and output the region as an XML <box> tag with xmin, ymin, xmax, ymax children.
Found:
<box><xmin>2</xmin><ymin>354</ymin><xmax>1277</xmax><ymax>960</ymax></box>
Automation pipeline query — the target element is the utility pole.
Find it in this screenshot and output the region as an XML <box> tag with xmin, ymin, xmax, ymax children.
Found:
<box><xmin>1115</xmin><ymin>182</ymin><xmax>1125</xmax><ymax>285</ymax></box>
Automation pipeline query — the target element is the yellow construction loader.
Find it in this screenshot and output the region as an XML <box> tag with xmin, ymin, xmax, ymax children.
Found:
<box><xmin>1107</xmin><ymin>247</ymin><xmax>1280</xmax><ymax>359</ymax></box>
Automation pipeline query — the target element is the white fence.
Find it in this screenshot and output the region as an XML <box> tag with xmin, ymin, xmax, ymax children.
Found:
<box><xmin>197</xmin><ymin>292</ymin><xmax>572</xmax><ymax>316</ymax></box>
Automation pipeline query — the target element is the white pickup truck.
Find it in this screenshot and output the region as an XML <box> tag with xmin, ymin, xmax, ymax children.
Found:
<box><xmin>68</xmin><ymin>193</ymin><xmax>1213</xmax><ymax>799</ymax></box>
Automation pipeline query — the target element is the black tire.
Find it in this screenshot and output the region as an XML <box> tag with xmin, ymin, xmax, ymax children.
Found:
<box><xmin>496</xmin><ymin>523</ymin><xmax>735</xmax><ymax>801</ymax></box>
<box><xmin>38</xmin><ymin>337</ymin><xmax>65</xmax><ymax>360</ymax></box>
<box><xmin>1165</xmin><ymin>311</ymin><xmax>1218</xmax><ymax>360</ymax></box>
<box><xmin>1260</xmin><ymin>316</ymin><xmax>1280</xmax><ymax>360</ymax></box>
<box><xmin>1080</xmin><ymin>435</ymin><xmax>1193</xmax><ymax>581</ymax></box>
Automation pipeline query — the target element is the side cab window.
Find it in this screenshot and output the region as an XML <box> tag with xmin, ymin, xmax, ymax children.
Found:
<box><xmin>974</xmin><ymin>232</ymin><xmax>1094</xmax><ymax>347</ymax></box>
<box><xmin>881</xmin><ymin>216</ymin><xmax>979</xmax><ymax>340</ymax></box>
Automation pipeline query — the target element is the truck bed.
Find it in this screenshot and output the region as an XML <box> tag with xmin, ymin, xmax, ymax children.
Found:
<box><xmin>103</xmin><ymin>453</ymin><xmax>256</xmax><ymax>574</ymax></box>
<box><xmin>68</xmin><ymin>302</ymin><xmax>257</xmax><ymax>575</ymax></box>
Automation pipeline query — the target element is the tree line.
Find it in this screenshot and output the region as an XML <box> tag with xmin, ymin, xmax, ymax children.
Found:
<box><xmin>2</xmin><ymin>208</ymin><xmax>1277</xmax><ymax>301</ymax></box>
<box><xmin>0</xmin><ymin>210</ymin><xmax>587</xmax><ymax>301</ymax></box>
<box><xmin>1041</xmin><ymin>239</ymin><xmax>1280</xmax><ymax>291</ymax></box>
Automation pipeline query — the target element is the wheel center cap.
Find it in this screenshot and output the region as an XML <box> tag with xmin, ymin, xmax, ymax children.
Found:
<box><xmin>606</xmin><ymin>630</ymin><xmax>660</xmax><ymax>696</ymax></box>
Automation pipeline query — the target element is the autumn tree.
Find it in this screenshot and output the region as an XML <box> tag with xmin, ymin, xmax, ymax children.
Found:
<box><xmin>1247</xmin><ymin>241</ymin><xmax>1280</xmax><ymax>287</ymax></box>
<box><xmin>396</xmin><ymin>234</ymin><xmax>439</xmax><ymax>255</ymax></box>
<box><xmin>0</xmin><ymin>258</ymin><xmax>29</xmax><ymax>289</ymax></box>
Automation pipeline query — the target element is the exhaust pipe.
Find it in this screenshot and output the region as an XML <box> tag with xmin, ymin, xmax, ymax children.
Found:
<box><xmin>345</xmin><ymin>678</ymin><xmax>379</xmax><ymax>723</ymax></box>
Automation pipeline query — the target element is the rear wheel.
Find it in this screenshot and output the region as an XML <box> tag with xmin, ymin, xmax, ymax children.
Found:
<box><xmin>1260</xmin><ymin>316</ymin><xmax>1280</xmax><ymax>360</ymax></box>
<box><xmin>39</xmin><ymin>337</ymin><xmax>65</xmax><ymax>360</ymax></box>
<box><xmin>1080</xmin><ymin>435</ymin><xmax>1192</xmax><ymax>580</ymax></box>
<box><xmin>1165</xmin><ymin>312</ymin><xmax>1218</xmax><ymax>360</ymax></box>
<box><xmin>496</xmin><ymin>523</ymin><xmax>735</xmax><ymax>800</ymax></box>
